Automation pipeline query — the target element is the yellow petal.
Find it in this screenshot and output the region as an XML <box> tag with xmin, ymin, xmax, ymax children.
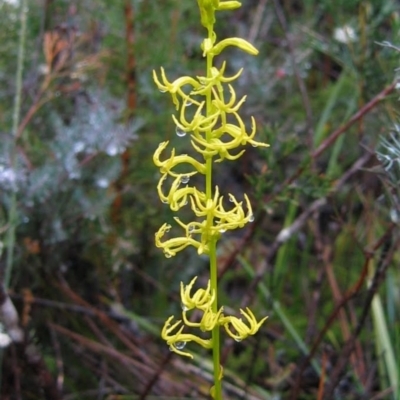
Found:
<box><xmin>217</xmin><ymin>1</ymin><xmax>241</xmax><ymax>10</ymax></box>
<box><xmin>210</xmin><ymin>38</ymin><xmax>258</xmax><ymax>56</ymax></box>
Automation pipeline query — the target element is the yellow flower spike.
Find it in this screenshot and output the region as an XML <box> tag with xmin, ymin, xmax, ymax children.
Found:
<box><xmin>221</xmin><ymin>308</ymin><xmax>268</xmax><ymax>342</ymax></box>
<box><xmin>181</xmin><ymin>277</ymin><xmax>215</xmax><ymax>311</ymax></box>
<box><xmin>162</xmin><ymin>316</ymin><xmax>213</xmax><ymax>358</ymax></box>
<box><xmin>154</xmin><ymin>2</ymin><xmax>268</xmax><ymax>396</ymax></box>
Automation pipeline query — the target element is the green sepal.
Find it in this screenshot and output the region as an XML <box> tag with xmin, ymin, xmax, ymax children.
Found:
<box><xmin>210</xmin><ymin>38</ymin><xmax>259</xmax><ymax>56</ymax></box>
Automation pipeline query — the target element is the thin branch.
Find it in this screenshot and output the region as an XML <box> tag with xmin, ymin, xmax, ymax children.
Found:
<box><xmin>271</xmin><ymin>80</ymin><xmax>397</xmax><ymax>200</ymax></box>
<box><xmin>323</xmin><ymin>235</ymin><xmax>398</xmax><ymax>399</ymax></box>
<box><xmin>289</xmin><ymin>223</ymin><xmax>397</xmax><ymax>399</ymax></box>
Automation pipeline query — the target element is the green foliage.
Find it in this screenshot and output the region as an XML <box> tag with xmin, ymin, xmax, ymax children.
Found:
<box><xmin>0</xmin><ymin>0</ymin><xmax>400</xmax><ymax>399</ymax></box>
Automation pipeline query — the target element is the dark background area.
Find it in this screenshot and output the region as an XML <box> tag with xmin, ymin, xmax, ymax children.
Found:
<box><xmin>0</xmin><ymin>0</ymin><xmax>399</xmax><ymax>399</ymax></box>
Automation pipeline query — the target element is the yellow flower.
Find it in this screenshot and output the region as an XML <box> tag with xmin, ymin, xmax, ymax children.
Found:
<box><xmin>153</xmin><ymin>141</ymin><xmax>206</xmax><ymax>177</ymax></box>
<box><xmin>189</xmin><ymin>186</ymin><xmax>253</xmax><ymax>231</ymax></box>
<box><xmin>216</xmin><ymin>1</ymin><xmax>241</xmax><ymax>11</ymax></box>
<box><xmin>220</xmin><ymin>308</ymin><xmax>268</xmax><ymax>342</ymax></box>
<box><xmin>194</xmin><ymin>62</ymin><xmax>243</xmax><ymax>92</ymax></box>
<box><xmin>183</xmin><ymin>306</ymin><xmax>224</xmax><ymax>332</ymax></box>
<box><xmin>155</xmin><ymin>222</ymin><xmax>206</xmax><ymax>257</ymax></box>
<box><xmin>153</xmin><ymin>69</ymin><xmax>201</xmax><ymax>109</ymax></box>
<box><xmin>157</xmin><ymin>175</ymin><xmax>198</xmax><ymax>211</ymax></box>
<box><xmin>211</xmin><ymin>84</ymin><xmax>246</xmax><ymax>114</ymax></box>
<box><xmin>181</xmin><ymin>277</ymin><xmax>215</xmax><ymax>311</ymax></box>
<box><xmin>172</xmin><ymin>101</ymin><xmax>219</xmax><ymax>133</ymax></box>
<box><xmin>205</xmin><ymin>37</ymin><xmax>259</xmax><ymax>57</ymax></box>
<box><xmin>161</xmin><ymin>316</ymin><xmax>212</xmax><ymax>358</ymax></box>
<box><xmin>196</xmin><ymin>0</ymin><xmax>241</xmax><ymax>29</ymax></box>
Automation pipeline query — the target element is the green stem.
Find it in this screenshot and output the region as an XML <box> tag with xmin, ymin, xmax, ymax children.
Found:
<box><xmin>205</xmin><ymin>29</ymin><xmax>213</xmax><ymax>199</ymax></box>
<box><xmin>210</xmin><ymin>237</ymin><xmax>222</xmax><ymax>399</ymax></box>
<box><xmin>205</xmin><ymin>25</ymin><xmax>222</xmax><ymax>400</ymax></box>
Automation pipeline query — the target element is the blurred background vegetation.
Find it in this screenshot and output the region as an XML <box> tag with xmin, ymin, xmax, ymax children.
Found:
<box><xmin>0</xmin><ymin>0</ymin><xmax>400</xmax><ymax>399</ymax></box>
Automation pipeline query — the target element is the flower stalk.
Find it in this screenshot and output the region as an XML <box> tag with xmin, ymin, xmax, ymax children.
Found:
<box><xmin>153</xmin><ymin>1</ymin><xmax>268</xmax><ymax>397</ymax></box>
